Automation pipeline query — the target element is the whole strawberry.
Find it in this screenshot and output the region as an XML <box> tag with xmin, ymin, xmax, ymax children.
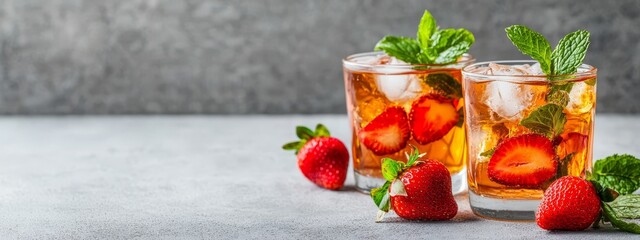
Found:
<box><xmin>371</xmin><ymin>148</ymin><xmax>457</xmax><ymax>221</ymax></box>
<box><xmin>536</xmin><ymin>176</ymin><xmax>601</xmax><ymax>231</ymax></box>
<box><xmin>535</xmin><ymin>154</ymin><xmax>640</xmax><ymax>234</ymax></box>
<box><xmin>283</xmin><ymin>124</ymin><xmax>349</xmax><ymax>190</ymax></box>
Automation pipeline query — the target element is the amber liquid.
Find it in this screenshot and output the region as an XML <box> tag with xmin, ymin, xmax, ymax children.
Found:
<box><xmin>465</xmin><ymin>77</ymin><xmax>596</xmax><ymax>199</ymax></box>
<box><xmin>344</xmin><ymin>68</ymin><xmax>467</xmax><ymax>179</ymax></box>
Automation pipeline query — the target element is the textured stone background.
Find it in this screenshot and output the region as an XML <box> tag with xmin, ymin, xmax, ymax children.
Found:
<box><xmin>0</xmin><ymin>0</ymin><xmax>638</xmax><ymax>114</ymax></box>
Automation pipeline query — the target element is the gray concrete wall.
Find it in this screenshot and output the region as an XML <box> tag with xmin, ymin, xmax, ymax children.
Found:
<box><xmin>0</xmin><ymin>0</ymin><xmax>638</xmax><ymax>114</ymax></box>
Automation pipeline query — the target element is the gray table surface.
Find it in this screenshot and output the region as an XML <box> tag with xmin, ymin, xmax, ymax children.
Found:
<box><xmin>0</xmin><ymin>115</ymin><xmax>638</xmax><ymax>239</ymax></box>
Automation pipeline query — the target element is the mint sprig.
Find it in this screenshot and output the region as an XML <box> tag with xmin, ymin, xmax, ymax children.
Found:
<box><xmin>519</xmin><ymin>103</ymin><xmax>566</xmax><ymax>138</ymax></box>
<box><xmin>590</xmin><ymin>154</ymin><xmax>640</xmax><ymax>195</ymax></box>
<box><xmin>508</xmin><ymin>26</ymin><xmax>590</xmax><ymax>139</ymax></box>
<box><xmin>588</xmin><ymin>154</ymin><xmax>640</xmax><ymax>234</ymax></box>
<box><xmin>505</xmin><ymin>25</ymin><xmax>590</xmax><ymax>76</ymax></box>
<box><xmin>374</xmin><ymin>10</ymin><xmax>474</xmax><ymax>65</ymax></box>
<box><xmin>424</xmin><ymin>73</ymin><xmax>462</xmax><ymax>98</ymax></box>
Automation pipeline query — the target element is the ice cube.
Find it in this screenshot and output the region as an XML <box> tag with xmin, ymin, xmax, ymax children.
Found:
<box><xmin>375</xmin><ymin>57</ymin><xmax>421</xmax><ymax>102</ymax></box>
<box><xmin>566</xmin><ymin>81</ymin><xmax>595</xmax><ymax>114</ymax></box>
<box><xmin>488</xmin><ymin>62</ymin><xmax>531</xmax><ymax>76</ymax></box>
<box><xmin>488</xmin><ymin>62</ymin><xmax>544</xmax><ymax>76</ymax></box>
<box><xmin>375</xmin><ymin>75</ymin><xmax>421</xmax><ymax>102</ymax></box>
<box><xmin>528</xmin><ymin>63</ymin><xmax>544</xmax><ymax>75</ymax></box>
<box><xmin>483</xmin><ymin>80</ymin><xmax>533</xmax><ymax>120</ymax></box>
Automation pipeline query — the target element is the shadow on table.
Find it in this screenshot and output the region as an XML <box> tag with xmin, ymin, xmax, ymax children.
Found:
<box><xmin>377</xmin><ymin>213</ymin><xmax>481</xmax><ymax>224</ymax></box>
<box><xmin>544</xmin><ymin>225</ymin><xmax>633</xmax><ymax>235</ymax></box>
<box><xmin>338</xmin><ymin>185</ymin><xmax>359</xmax><ymax>192</ymax></box>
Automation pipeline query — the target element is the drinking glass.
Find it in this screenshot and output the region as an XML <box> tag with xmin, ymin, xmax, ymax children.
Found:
<box><xmin>343</xmin><ymin>52</ymin><xmax>474</xmax><ymax>194</ymax></box>
<box><xmin>462</xmin><ymin>60</ymin><xmax>597</xmax><ymax>220</ymax></box>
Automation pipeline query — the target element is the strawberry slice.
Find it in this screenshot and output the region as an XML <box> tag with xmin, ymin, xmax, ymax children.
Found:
<box><xmin>556</xmin><ymin>132</ymin><xmax>588</xmax><ymax>160</ymax></box>
<box><xmin>488</xmin><ymin>133</ymin><xmax>558</xmax><ymax>188</ymax></box>
<box><xmin>409</xmin><ymin>94</ymin><xmax>459</xmax><ymax>144</ymax></box>
<box><xmin>359</xmin><ymin>106</ymin><xmax>410</xmax><ymax>155</ymax></box>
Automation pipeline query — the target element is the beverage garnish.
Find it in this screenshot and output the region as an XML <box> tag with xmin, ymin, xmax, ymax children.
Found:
<box><xmin>374</xmin><ymin>10</ymin><xmax>474</xmax><ymax>65</ymax></box>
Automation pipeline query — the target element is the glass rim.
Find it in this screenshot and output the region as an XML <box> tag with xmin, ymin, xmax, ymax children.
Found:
<box><xmin>342</xmin><ymin>51</ymin><xmax>475</xmax><ymax>70</ymax></box>
<box><xmin>462</xmin><ymin>60</ymin><xmax>597</xmax><ymax>83</ymax></box>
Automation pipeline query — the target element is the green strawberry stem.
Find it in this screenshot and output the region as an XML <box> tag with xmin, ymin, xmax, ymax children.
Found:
<box><xmin>282</xmin><ymin>124</ymin><xmax>331</xmax><ymax>154</ymax></box>
<box><xmin>371</xmin><ymin>146</ymin><xmax>426</xmax><ymax>222</ymax></box>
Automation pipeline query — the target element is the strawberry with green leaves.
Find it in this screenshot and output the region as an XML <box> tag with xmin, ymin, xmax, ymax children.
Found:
<box><xmin>371</xmin><ymin>148</ymin><xmax>457</xmax><ymax>222</ymax></box>
<box><xmin>282</xmin><ymin>124</ymin><xmax>349</xmax><ymax>190</ymax></box>
<box><xmin>536</xmin><ymin>154</ymin><xmax>640</xmax><ymax>234</ymax></box>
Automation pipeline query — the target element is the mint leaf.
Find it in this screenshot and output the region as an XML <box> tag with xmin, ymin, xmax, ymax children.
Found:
<box><xmin>546</xmin><ymin>89</ymin><xmax>570</xmax><ymax>107</ymax></box>
<box><xmin>591</xmin><ymin>154</ymin><xmax>640</xmax><ymax>195</ymax></box>
<box><xmin>381</xmin><ymin>158</ymin><xmax>403</xmax><ymax>181</ymax></box>
<box><xmin>519</xmin><ymin>103</ymin><xmax>566</xmax><ymax>138</ymax></box>
<box><xmin>429</xmin><ymin>28</ymin><xmax>475</xmax><ymax>64</ymax></box>
<box><xmin>603</xmin><ymin>203</ymin><xmax>640</xmax><ymax>234</ymax></box>
<box><xmin>592</xmin><ymin>180</ymin><xmax>618</xmax><ymax>202</ymax></box>
<box><xmin>417</xmin><ymin>10</ymin><xmax>437</xmax><ymax>49</ymax></box>
<box><xmin>609</xmin><ymin>195</ymin><xmax>640</xmax><ymax>219</ymax></box>
<box><xmin>374</xmin><ymin>36</ymin><xmax>422</xmax><ymax>64</ymax></box>
<box><xmin>505</xmin><ymin>25</ymin><xmax>552</xmax><ymax>74</ymax></box>
<box><xmin>551</xmin><ymin>30</ymin><xmax>590</xmax><ymax>75</ymax></box>
<box><xmin>371</xmin><ymin>181</ymin><xmax>391</xmax><ymax>212</ymax></box>
<box><xmin>315</xmin><ymin>124</ymin><xmax>330</xmax><ymax>137</ymax></box>
<box><xmin>424</xmin><ymin>73</ymin><xmax>463</xmax><ymax>98</ymax></box>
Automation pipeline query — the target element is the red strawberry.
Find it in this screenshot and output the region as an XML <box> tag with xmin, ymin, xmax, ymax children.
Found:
<box><xmin>359</xmin><ymin>106</ymin><xmax>410</xmax><ymax>155</ymax></box>
<box><xmin>556</xmin><ymin>132</ymin><xmax>588</xmax><ymax>159</ymax></box>
<box><xmin>283</xmin><ymin>124</ymin><xmax>349</xmax><ymax>190</ymax></box>
<box><xmin>410</xmin><ymin>94</ymin><xmax>459</xmax><ymax>145</ymax></box>
<box><xmin>371</xmin><ymin>148</ymin><xmax>457</xmax><ymax>221</ymax></box>
<box><xmin>391</xmin><ymin>160</ymin><xmax>458</xmax><ymax>220</ymax></box>
<box><xmin>536</xmin><ymin>176</ymin><xmax>601</xmax><ymax>231</ymax></box>
<box><xmin>488</xmin><ymin>133</ymin><xmax>557</xmax><ymax>188</ymax></box>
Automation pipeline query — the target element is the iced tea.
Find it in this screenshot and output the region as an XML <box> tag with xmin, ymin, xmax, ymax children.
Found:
<box><xmin>343</xmin><ymin>52</ymin><xmax>474</xmax><ymax>193</ymax></box>
<box><xmin>463</xmin><ymin>61</ymin><xmax>597</xmax><ymax>220</ymax></box>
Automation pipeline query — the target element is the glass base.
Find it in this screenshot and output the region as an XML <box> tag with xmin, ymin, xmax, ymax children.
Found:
<box><xmin>354</xmin><ymin>170</ymin><xmax>466</xmax><ymax>195</ymax></box>
<box><xmin>468</xmin><ymin>191</ymin><xmax>540</xmax><ymax>221</ymax></box>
